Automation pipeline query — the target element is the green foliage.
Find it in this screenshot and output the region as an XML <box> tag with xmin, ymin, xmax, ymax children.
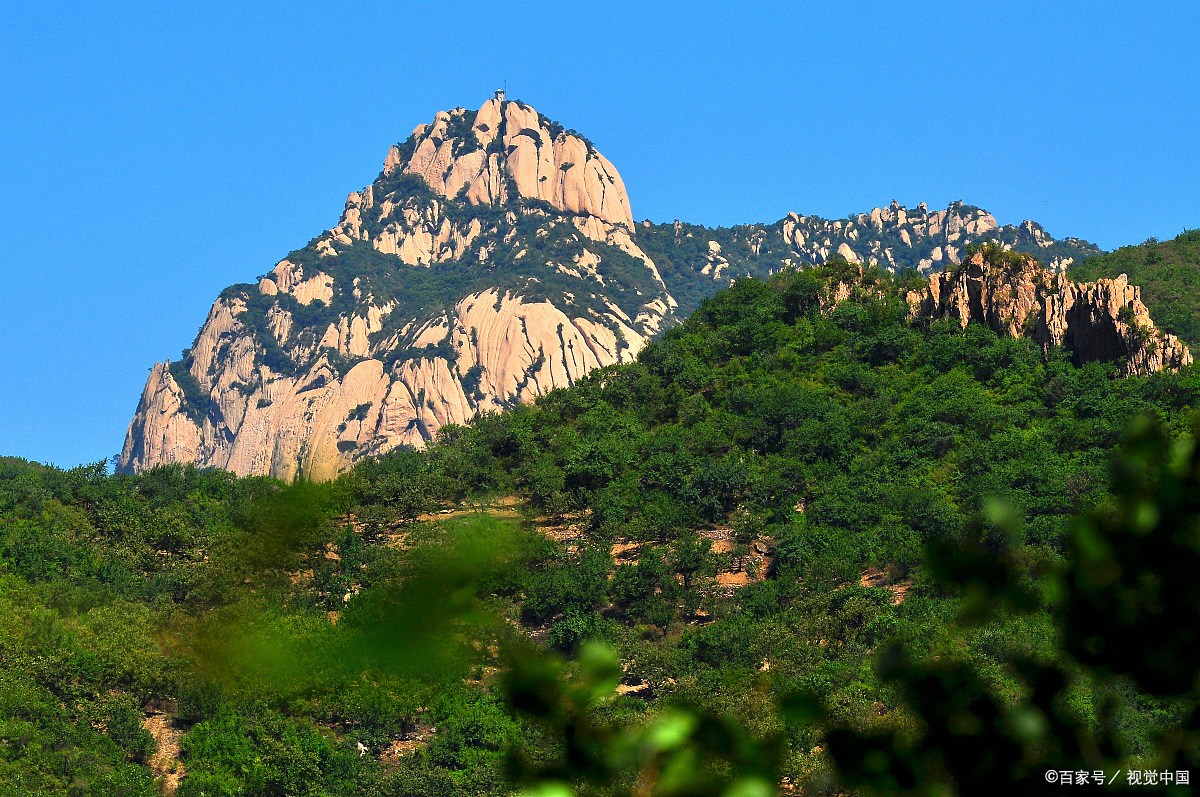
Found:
<box><xmin>503</xmin><ymin>641</ymin><xmax>780</xmax><ymax>797</ymax></box>
<box><xmin>811</xmin><ymin>416</ymin><xmax>1200</xmax><ymax>794</ymax></box>
<box><xmin>960</xmin><ymin>240</ymin><xmax>1035</xmax><ymax>272</ymax></box>
<box><xmin>461</xmin><ymin>364</ymin><xmax>487</xmax><ymax>403</ymax></box>
<box><xmin>612</xmin><ymin>547</ymin><xmax>679</xmax><ymax>627</ymax></box>
<box><xmin>1062</xmin><ymin>415</ymin><xmax>1200</xmax><ymax>695</ymax></box>
<box><xmin>0</xmin><ymin>572</ymin><xmax>162</xmax><ymax>796</ymax></box>
<box><xmin>169</xmin><ymin>358</ymin><xmax>211</xmax><ymax>423</ymax></box>
<box><xmin>445</xmin><ymin>109</ymin><xmax>482</xmax><ymax>158</ymax></box>
<box><xmin>178</xmin><ymin>708</ymin><xmax>370</xmax><ymax>797</ymax></box>
<box><xmin>535</xmin><ymin>112</ymin><xmax>596</xmax><ymax>152</ymax></box>
<box><xmin>5</xmin><ymin>264</ymin><xmax>1200</xmax><ymax>794</ymax></box>
<box><xmin>476</xmin><ymin>416</ymin><xmax>1197</xmax><ymax>796</ymax></box>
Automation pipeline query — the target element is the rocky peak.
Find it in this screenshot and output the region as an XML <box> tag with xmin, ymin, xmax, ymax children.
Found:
<box><xmin>777</xmin><ymin>200</ymin><xmax>999</xmax><ymax>273</ymax></box>
<box><xmin>323</xmin><ymin>98</ymin><xmax>665</xmax><ymax>291</ymax></box>
<box><xmin>380</xmin><ymin>98</ymin><xmax>634</xmax><ymax>230</ymax></box>
<box><xmin>119</xmin><ymin>96</ymin><xmax>677</xmax><ymax>481</ymax></box>
<box><xmin>906</xmin><ymin>248</ymin><xmax>1191</xmax><ymax>375</ymax></box>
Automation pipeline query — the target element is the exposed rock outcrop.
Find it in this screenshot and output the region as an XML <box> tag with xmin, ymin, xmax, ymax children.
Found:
<box><xmin>121</xmin><ymin>96</ymin><xmax>674</xmax><ymax>480</ymax></box>
<box><xmin>121</xmin><ymin>284</ymin><xmax>647</xmax><ymax>482</ymax></box>
<box><xmin>643</xmin><ymin>201</ymin><xmax>1102</xmax><ymax>319</ymax></box>
<box><xmin>393</xmin><ymin>98</ymin><xmax>635</xmax><ymax>230</ymax></box>
<box><xmin>776</xmin><ymin>200</ymin><xmax>1094</xmax><ymax>276</ymax></box>
<box><xmin>906</xmin><ymin>249</ymin><xmax>1191</xmax><ymax>375</ymax></box>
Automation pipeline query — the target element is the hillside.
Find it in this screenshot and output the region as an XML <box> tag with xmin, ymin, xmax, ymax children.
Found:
<box><xmin>5</xmin><ymin>262</ymin><xmax>1200</xmax><ymax>795</ymax></box>
<box><xmin>119</xmin><ymin>94</ymin><xmax>1107</xmax><ymax>481</ymax></box>
<box><xmin>1071</xmin><ymin>228</ymin><xmax>1200</xmax><ymax>346</ymax></box>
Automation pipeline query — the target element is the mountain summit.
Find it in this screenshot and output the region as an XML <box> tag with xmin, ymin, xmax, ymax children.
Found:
<box><xmin>121</xmin><ymin>96</ymin><xmax>674</xmax><ymax>480</ymax></box>
<box><xmin>119</xmin><ymin>95</ymin><xmax>1150</xmax><ymax>480</ymax></box>
<box><xmin>385</xmin><ymin>94</ymin><xmax>635</xmax><ymax>228</ymax></box>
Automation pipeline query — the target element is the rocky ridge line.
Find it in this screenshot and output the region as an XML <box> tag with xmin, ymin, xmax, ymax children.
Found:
<box><xmin>778</xmin><ymin>202</ymin><xmax>1094</xmax><ymax>274</ymax></box>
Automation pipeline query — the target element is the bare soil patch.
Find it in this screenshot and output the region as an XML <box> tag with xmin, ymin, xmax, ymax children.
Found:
<box><xmin>859</xmin><ymin>566</ymin><xmax>912</xmax><ymax>605</ymax></box>
<box><xmin>142</xmin><ymin>702</ymin><xmax>185</xmax><ymax>794</ymax></box>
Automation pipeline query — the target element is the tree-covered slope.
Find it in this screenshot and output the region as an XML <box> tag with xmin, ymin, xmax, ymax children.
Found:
<box><xmin>1071</xmin><ymin>228</ymin><xmax>1200</xmax><ymax>346</ymax></box>
<box><xmin>4</xmin><ymin>265</ymin><xmax>1199</xmax><ymax>794</ymax></box>
<box><xmin>416</xmin><ymin>261</ymin><xmax>1198</xmax><ymax>561</ymax></box>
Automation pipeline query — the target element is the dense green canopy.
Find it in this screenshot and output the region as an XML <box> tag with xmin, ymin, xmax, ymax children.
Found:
<box><xmin>2</xmin><ymin>263</ymin><xmax>1197</xmax><ymax>795</ymax></box>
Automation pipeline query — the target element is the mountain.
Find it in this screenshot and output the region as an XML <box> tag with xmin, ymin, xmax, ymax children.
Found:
<box><xmin>907</xmin><ymin>247</ymin><xmax>1190</xmax><ymax>376</ymax></box>
<box><xmin>118</xmin><ymin>95</ymin><xmax>1127</xmax><ymax>480</ymax></box>
<box><xmin>121</xmin><ymin>96</ymin><xmax>674</xmax><ymax>481</ymax></box>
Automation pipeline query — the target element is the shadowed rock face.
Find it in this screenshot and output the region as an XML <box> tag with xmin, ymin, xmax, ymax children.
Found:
<box><xmin>907</xmin><ymin>250</ymin><xmax>1191</xmax><ymax>375</ymax></box>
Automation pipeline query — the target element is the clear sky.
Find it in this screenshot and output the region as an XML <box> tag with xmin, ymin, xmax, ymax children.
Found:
<box><xmin>1</xmin><ymin>1</ymin><xmax>1198</xmax><ymax>469</ymax></box>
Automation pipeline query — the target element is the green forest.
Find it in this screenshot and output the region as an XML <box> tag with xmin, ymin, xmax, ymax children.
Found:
<box><xmin>2</xmin><ymin>259</ymin><xmax>1197</xmax><ymax>796</ymax></box>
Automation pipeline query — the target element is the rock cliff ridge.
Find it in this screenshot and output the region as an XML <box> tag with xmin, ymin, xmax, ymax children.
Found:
<box><xmin>906</xmin><ymin>248</ymin><xmax>1190</xmax><ymax>375</ymax></box>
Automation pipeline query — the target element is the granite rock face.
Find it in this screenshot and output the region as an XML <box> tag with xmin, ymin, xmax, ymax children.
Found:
<box><xmin>906</xmin><ymin>250</ymin><xmax>1191</xmax><ymax>375</ymax></box>
<box><xmin>637</xmin><ymin>201</ymin><xmax>1103</xmax><ymax>320</ymax></box>
<box><xmin>121</xmin><ymin>97</ymin><xmax>666</xmax><ymax>480</ymax></box>
<box><xmin>774</xmin><ymin>201</ymin><xmax>1093</xmax><ymax>276</ymax></box>
<box><xmin>392</xmin><ymin>98</ymin><xmax>635</xmax><ymax>230</ymax></box>
<box><xmin>121</xmin><ymin>285</ymin><xmax>646</xmax><ymax>481</ymax></box>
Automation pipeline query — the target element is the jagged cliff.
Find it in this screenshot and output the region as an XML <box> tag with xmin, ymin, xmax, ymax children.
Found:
<box><xmin>905</xmin><ymin>248</ymin><xmax>1191</xmax><ymax>375</ymax></box>
<box><xmin>119</xmin><ymin>94</ymin><xmax>1162</xmax><ymax>480</ymax></box>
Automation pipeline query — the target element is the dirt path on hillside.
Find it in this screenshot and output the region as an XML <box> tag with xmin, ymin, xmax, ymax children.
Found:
<box><xmin>142</xmin><ymin>703</ymin><xmax>185</xmax><ymax>793</ymax></box>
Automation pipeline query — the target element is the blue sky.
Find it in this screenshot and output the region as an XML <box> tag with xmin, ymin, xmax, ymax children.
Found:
<box><xmin>1</xmin><ymin>1</ymin><xmax>1198</xmax><ymax>468</ymax></box>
